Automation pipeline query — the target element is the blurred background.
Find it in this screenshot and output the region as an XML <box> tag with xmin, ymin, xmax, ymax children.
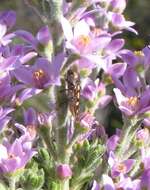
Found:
<box><xmin>1</xmin><ymin>0</ymin><xmax>150</xmax><ymax>134</ymax></box>
<box><xmin>125</xmin><ymin>0</ymin><xmax>150</xmax><ymax>49</ymax></box>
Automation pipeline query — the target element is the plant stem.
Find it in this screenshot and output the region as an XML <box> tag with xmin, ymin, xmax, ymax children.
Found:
<box><xmin>48</xmin><ymin>0</ymin><xmax>64</xmax><ymax>55</ymax></box>
<box><xmin>60</xmin><ymin>180</ymin><xmax>69</xmax><ymax>190</ymax></box>
<box><xmin>9</xmin><ymin>177</ymin><xmax>16</xmax><ymax>190</ymax></box>
<box><xmin>115</xmin><ymin>117</ymin><xmax>142</xmax><ymax>160</ymax></box>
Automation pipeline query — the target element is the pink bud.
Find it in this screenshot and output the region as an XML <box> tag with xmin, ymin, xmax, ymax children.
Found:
<box><xmin>56</xmin><ymin>164</ymin><xmax>72</xmax><ymax>180</ymax></box>
<box><xmin>110</xmin><ymin>0</ymin><xmax>126</xmax><ymax>13</ymax></box>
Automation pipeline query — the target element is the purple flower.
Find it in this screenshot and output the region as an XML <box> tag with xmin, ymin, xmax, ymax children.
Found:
<box><xmin>102</xmin><ymin>174</ymin><xmax>115</xmax><ymax>190</ymax></box>
<box><xmin>89</xmin><ymin>122</ymin><xmax>108</xmax><ymax>141</ymax></box>
<box><xmin>70</xmin><ymin>112</ymin><xmax>97</xmax><ymax>142</ymax></box>
<box><xmin>143</xmin><ymin>117</ymin><xmax>150</xmax><ymax>127</ymax></box>
<box><xmin>114</xmin><ymin>67</ymin><xmax>142</xmax><ymax>96</ymax></box>
<box><xmin>0</xmin><ymin>73</ymin><xmax>23</xmax><ymax>102</ymax></box>
<box><xmin>61</xmin><ymin>17</ymin><xmax>111</xmax><ymax>69</ymax></box>
<box><xmin>111</xmin><ymin>159</ymin><xmax>135</xmax><ymax>178</ymax></box>
<box><xmin>79</xmin><ymin>112</ymin><xmax>96</xmax><ymax>131</ymax></box>
<box><xmin>15</xmin><ymin>26</ymin><xmax>51</xmax><ymax>49</ymax></box>
<box><xmin>0</xmin><ymin>56</ymin><xmax>21</xmax><ymax>71</ymax></box>
<box><xmin>15</xmin><ymin>108</ymin><xmax>38</xmax><ymax>141</ymax></box>
<box><xmin>114</xmin><ymin>87</ymin><xmax>150</xmax><ymax>116</ymax></box>
<box><xmin>0</xmin><ymin>24</ymin><xmax>14</xmax><ymax>47</ymax></box>
<box><xmin>105</xmin><ymin>39</ymin><xmax>125</xmax><ymax>57</ymax></box>
<box><xmin>136</xmin><ymin>128</ymin><xmax>149</xmax><ymax>145</ymax></box>
<box><xmin>104</xmin><ymin>61</ymin><xmax>127</xmax><ymax>82</ymax></box>
<box><xmin>117</xmin><ymin>177</ymin><xmax>141</xmax><ymax>190</ymax></box>
<box><xmin>143</xmin><ymin>46</ymin><xmax>150</xmax><ymax>68</ymax></box>
<box><xmin>1</xmin><ymin>43</ymin><xmax>37</xmax><ymax>65</ymax></box>
<box><xmin>82</xmin><ymin>79</ymin><xmax>112</xmax><ymax>109</ymax></box>
<box><xmin>119</xmin><ymin>49</ymin><xmax>150</xmax><ymax>71</ymax></box>
<box><xmin>91</xmin><ymin>180</ymin><xmax>100</xmax><ymax>190</ymax></box>
<box><xmin>108</xmin><ymin>12</ymin><xmax>137</xmax><ymax>34</ymax></box>
<box><xmin>113</xmin><ymin>66</ymin><xmax>150</xmax><ymax>116</ymax></box>
<box><xmin>14</xmin><ymin>53</ymin><xmax>64</xmax><ymax>89</ymax></box>
<box><xmin>106</xmin><ymin>134</ymin><xmax>120</xmax><ymax>152</ymax></box>
<box><xmin>108</xmin><ymin>151</ymin><xmax>135</xmax><ymax>178</ymax></box>
<box><xmin>102</xmin><ymin>174</ymin><xmax>140</xmax><ymax>190</ymax></box>
<box><xmin>77</xmin><ymin>113</ymin><xmax>107</xmax><ymax>142</ymax></box>
<box><xmin>37</xmin><ymin>111</ymin><xmax>56</xmax><ymax>126</ymax></box>
<box><xmin>56</xmin><ymin>164</ymin><xmax>72</xmax><ymax>180</ymax></box>
<box><xmin>110</xmin><ymin>0</ymin><xmax>126</xmax><ymax>13</ymax></box>
<box><xmin>0</xmin><ymin>10</ymin><xmax>16</xmax><ymax>29</ymax></box>
<box><xmin>0</xmin><ymin>107</ymin><xmax>14</xmax><ymax>131</ymax></box>
<box><xmin>36</xmin><ymin>26</ymin><xmax>52</xmax><ymax>45</ymax></box>
<box><xmin>24</xmin><ymin>107</ymin><xmax>37</xmax><ymax>126</ymax></box>
<box><xmin>82</xmin><ymin>78</ymin><xmax>97</xmax><ymax>100</ymax></box>
<box><xmin>142</xmin><ymin>156</ymin><xmax>150</xmax><ymax>171</ymax></box>
<box><xmin>15</xmin><ymin>123</ymin><xmax>37</xmax><ymax>142</ymax></box>
<box><xmin>14</xmin><ymin>26</ymin><xmax>52</xmax><ymax>63</ymax></box>
<box><xmin>140</xmin><ymin>169</ymin><xmax>150</xmax><ymax>189</ymax></box>
<box><xmin>0</xmin><ymin>137</ymin><xmax>36</xmax><ymax>173</ymax></box>
<box><xmin>97</xmin><ymin>38</ymin><xmax>127</xmax><ymax>80</ymax></box>
<box><xmin>119</xmin><ymin>49</ymin><xmax>138</xmax><ymax>67</ymax></box>
<box><xmin>0</xmin><ymin>11</ymin><xmax>16</xmax><ymax>48</ymax></box>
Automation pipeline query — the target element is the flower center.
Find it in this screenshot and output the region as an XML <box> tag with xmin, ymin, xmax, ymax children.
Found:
<box><xmin>8</xmin><ymin>154</ymin><xmax>15</xmax><ymax>159</ymax></box>
<box><xmin>27</xmin><ymin>125</ymin><xmax>37</xmax><ymax>139</ymax></box>
<box><xmin>15</xmin><ymin>97</ymin><xmax>22</xmax><ymax>106</ymax></box>
<box><xmin>134</xmin><ymin>50</ymin><xmax>144</xmax><ymax>57</ymax></box>
<box><xmin>33</xmin><ymin>69</ymin><xmax>45</xmax><ymax>81</ymax></box>
<box><xmin>77</xmin><ymin>35</ymin><xmax>91</xmax><ymax>47</ymax></box>
<box><xmin>117</xmin><ymin>163</ymin><xmax>127</xmax><ymax>173</ymax></box>
<box><xmin>92</xmin><ymin>27</ymin><xmax>102</xmax><ymax>36</ymax></box>
<box><xmin>33</xmin><ymin>69</ymin><xmax>47</xmax><ymax>88</ymax></box>
<box><xmin>127</xmin><ymin>96</ymin><xmax>139</xmax><ymax>107</ymax></box>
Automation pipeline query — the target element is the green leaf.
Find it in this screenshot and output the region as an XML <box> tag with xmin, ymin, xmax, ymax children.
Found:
<box><xmin>21</xmin><ymin>168</ymin><xmax>45</xmax><ymax>190</ymax></box>
<box><xmin>0</xmin><ymin>182</ymin><xmax>8</xmax><ymax>190</ymax></box>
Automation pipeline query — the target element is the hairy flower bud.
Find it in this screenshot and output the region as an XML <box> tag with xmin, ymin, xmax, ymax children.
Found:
<box><xmin>56</xmin><ymin>164</ymin><xmax>72</xmax><ymax>180</ymax></box>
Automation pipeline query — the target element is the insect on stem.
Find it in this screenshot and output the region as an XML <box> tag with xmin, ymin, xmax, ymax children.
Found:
<box><xmin>66</xmin><ymin>66</ymin><xmax>81</xmax><ymax>120</ymax></box>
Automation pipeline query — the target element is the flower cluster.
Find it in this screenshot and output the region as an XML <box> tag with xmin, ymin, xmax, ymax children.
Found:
<box><xmin>0</xmin><ymin>0</ymin><xmax>150</xmax><ymax>190</ymax></box>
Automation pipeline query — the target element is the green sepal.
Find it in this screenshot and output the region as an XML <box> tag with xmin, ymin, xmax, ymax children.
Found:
<box><xmin>21</xmin><ymin>168</ymin><xmax>45</xmax><ymax>190</ymax></box>
<box><xmin>37</xmin><ymin>41</ymin><xmax>53</xmax><ymax>60</ymax></box>
<box><xmin>71</xmin><ymin>140</ymin><xmax>105</xmax><ymax>189</ymax></box>
<box><xmin>47</xmin><ymin>181</ymin><xmax>61</xmax><ymax>190</ymax></box>
<box><xmin>38</xmin><ymin>148</ymin><xmax>51</xmax><ymax>163</ymax></box>
<box><xmin>75</xmin><ymin>122</ymin><xmax>90</xmax><ymax>134</ymax></box>
<box><xmin>0</xmin><ymin>181</ymin><xmax>8</xmax><ymax>190</ymax></box>
<box><xmin>23</xmin><ymin>92</ymin><xmax>51</xmax><ymax>112</ymax></box>
<box><xmin>4</xmin><ymin>169</ymin><xmax>24</xmax><ymax>185</ymax></box>
<box><xmin>34</xmin><ymin>148</ymin><xmax>54</xmax><ymax>172</ymax></box>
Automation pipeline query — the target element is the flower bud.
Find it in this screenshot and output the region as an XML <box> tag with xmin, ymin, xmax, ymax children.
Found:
<box><xmin>56</xmin><ymin>164</ymin><xmax>72</xmax><ymax>180</ymax></box>
<box><xmin>110</xmin><ymin>0</ymin><xmax>126</xmax><ymax>13</ymax></box>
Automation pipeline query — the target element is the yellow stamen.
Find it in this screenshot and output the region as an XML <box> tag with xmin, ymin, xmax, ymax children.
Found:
<box><xmin>27</xmin><ymin>125</ymin><xmax>36</xmax><ymax>138</ymax></box>
<box><xmin>117</xmin><ymin>163</ymin><xmax>127</xmax><ymax>173</ymax></box>
<box><xmin>33</xmin><ymin>69</ymin><xmax>45</xmax><ymax>81</ymax></box>
<box><xmin>134</xmin><ymin>51</ymin><xmax>144</xmax><ymax>57</ymax></box>
<box><xmin>77</xmin><ymin>35</ymin><xmax>91</xmax><ymax>47</ymax></box>
<box><xmin>127</xmin><ymin>96</ymin><xmax>139</xmax><ymax>106</ymax></box>
<box><xmin>15</xmin><ymin>98</ymin><xmax>22</xmax><ymax>106</ymax></box>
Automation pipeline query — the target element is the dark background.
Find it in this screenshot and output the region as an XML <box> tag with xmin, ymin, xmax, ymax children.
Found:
<box><xmin>125</xmin><ymin>0</ymin><xmax>150</xmax><ymax>49</ymax></box>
